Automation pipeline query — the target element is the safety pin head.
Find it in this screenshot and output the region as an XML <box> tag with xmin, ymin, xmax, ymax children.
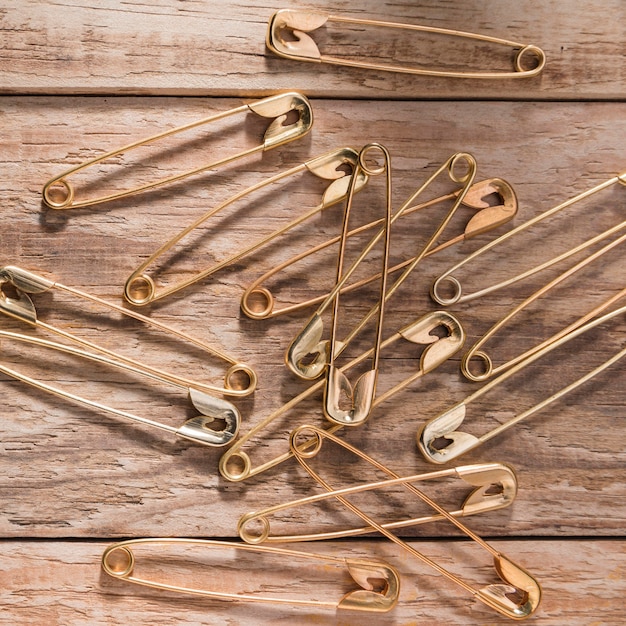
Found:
<box><xmin>324</xmin><ymin>367</ymin><xmax>377</xmax><ymax>427</ymax></box>
<box><xmin>339</xmin><ymin>559</ymin><xmax>400</xmax><ymax>612</ymax></box>
<box><xmin>267</xmin><ymin>9</ymin><xmax>327</xmax><ymax>62</ymax></box>
<box><xmin>456</xmin><ymin>463</ymin><xmax>518</xmax><ymax>515</ymax></box>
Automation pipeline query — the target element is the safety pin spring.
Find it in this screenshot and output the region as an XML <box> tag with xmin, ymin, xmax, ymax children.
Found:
<box><xmin>102</xmin><ymin>538</ymin><xmax>400</xmax><ymax>613</ymax></box>
<box><xmin>241</xmin><ymin>177</ymin><xmax>517</xmax><ymax>320</ymax></box>
<box><xmin>290</xmin><ymin>425</ymin><xmax>541</xmax><ymax>621</ymax></box>
<box><xmin>42</xmin><ymin>92</ymin><xmax>313</xmax><ymax>209</ymax></box>
<box><xmin>418</xmin><ymin>302</ymin><xmax>626</xmax><ymax>464</ymax></box>
<box><xmin>123</xmin><ymin>147</ymin><xmax>368</xmax><ymax>306</ymax></box>
<box><xmin>219</xmin><ymin>310</ymin><xmax>464</xmax><ymax>482</ymax></box>
<box><xmin>0</xmin><ymin>330</ymin><xmax>240</xmax><ymax>447</ymax></box>
<box><xmin>461</xmin><ymin>234</ymin><xmax>626</xmax><ymax>381</ymax></box>
<box><xmin>432</xmin><ymin>171</ymin><xmax>626</xmax><ymax>306</ymax></box>
<box><xmin>267</xmin><ymin>10</ymin><xmax>546</xmax><ymax>79</ymax></box>
<box><xmin>238</xmin><ymin>462</ymin><xmax>517</xmax><ymax>543</ymax></box>
<box><xmin>0</xmin><ymin>265</ymin><xmax>256</xmax><ymax>397</ymax></box>
<box><xmin>286</xmin><ymin>152</ymin><xmax>477</xmax><ymax>382</ymax></box>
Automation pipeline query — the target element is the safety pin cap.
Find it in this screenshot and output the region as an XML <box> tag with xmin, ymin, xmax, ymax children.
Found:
<box><xmin>267</xmin><ymin>9</ymin><xmax>328</xmax><ymax>61</ymax></box>
<box><xmin>462</xmin><ymin>178</ymin><xmax>518</xmax><ymax>238</ymax></box>
<box><xmin>456</xmin><ymin>463</ymin><xmax>518</xmax><ymax>515</ymax></box>
<box><xmin>338</xmin><ymin>559</ymin><xmax>400</xmax><ymax>612</ymax></box>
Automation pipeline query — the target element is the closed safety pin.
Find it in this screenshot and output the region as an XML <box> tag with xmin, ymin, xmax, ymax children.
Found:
<box><xmin>267</xmin><ymin>10</ymin><xmax>545</xmax><ymax>79</ymax></box>
<box><xmin>287</xmin><ymin>152</ymin><xmax>477</xmax><ymax>382</ymax></box>
<box><xmin>432</xmin><ymin>171</ymin><xmax>626</xmax><ymax>306</ymax></box>
<box><xmin>219</xmin><ymin>311</ymin><xmax>464</xmax><ymax>482</ymax></box>
<box><xmin>0</xmin><ymin>265</ymin><xmax>256</xmax><ymax>397</ymax></box>
<box><xmin>238</xmin><ymin>462</ymin><xmax>517</xmax><ymax>543</ymax></box>
<box><xmin>0</xmin><ymin>330</ymin><xmax>239</xmax><ymax>446</ymax></box>
<box><xmin>241</xmin><ymin>177</ymin><xmax>517</xmax><ymax>320</ymax></box>
<box><xmin>102</xmin><ymin>538</ymin><xmax>399</xmax><ymax>613</ymax></box>
<box><xmin>290</xmin><ymin>425</ymin><xmax>541</xmax><ymax>621</ymax></box>
<box><xmin>42</xmin><ymin>92</ymin><xmax>313</xmax><ymax>209</ymax></box>
<box><xmin>418</xmin><ymin>302</ymin><xmax>626</xmax><ymax>464</ymax></box>
<box><xmin>123</xmin><ymin>147</ymin><xmax>368</xmax><ymax>306</ymax></box>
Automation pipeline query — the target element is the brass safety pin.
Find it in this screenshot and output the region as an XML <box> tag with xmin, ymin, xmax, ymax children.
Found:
<box><xmin>102</xmin><ymin>538</ymin><xmax>399</xmax><ymax>612</ymax></box>
<box><xmin>219</xmin><ymin>310</ymin><xmax>464</xmax><ymax>482</ymax></box>
<box><xmin>42</xmin><ymin>92</ymin><xmax>313</xmax><ymax>209</ymax></box>
<box><xmin>0</xmin><ymin>265</ymin><xmax>256</xmax><ymax>397</ymax></box>
<box><xmin>0</xmin><ymin>330</ymin><xmax>239</xmax><ymax>446</ymax></box>
<box><xmin>290</xmin><ymin>425</ymin><xmax>541</xmax><ymax>621</ymax></box>
<box><xmin>242</xmin><ymin>177</ymin><xmax>517</xmax><ymax>320</ymax></box>
<box><xmin>461</xmin><ymin>234</ymin><xmax>626</xmax><ymax>381</ymax></box>
<box><xmin>418</xmin><ymin>303</ymin><xmax>626</xmax><ymax>464</ymax></box>
<box><xmin>238</xmin><ymin>462</ymin><xmax>517</xmax><ymax>543</ymax></box>
<box><xmin>123</xmin><ymin>147</ymin><xmax>368</xmax><ymax>306</ymax></box>
<box><xmin>432</xmin><ymin>171</ymin><xmax>626</xmax><ymax>306</ymax></box>
<box><xmin>267</xmin><ymin>10</ymin><xmax>545</xmax><ymax>79</ymax></box>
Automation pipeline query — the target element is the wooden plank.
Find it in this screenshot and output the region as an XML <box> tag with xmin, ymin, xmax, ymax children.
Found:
<box><xmin>1</xmin><ymin>0</ymin><xmax>625</xmax><ymax>99</ymax></box>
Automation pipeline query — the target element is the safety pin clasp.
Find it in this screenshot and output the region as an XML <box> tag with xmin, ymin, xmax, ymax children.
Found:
<box><xmin>178</xmin><ymin>389</ymin><xmax>240</xmax><ymax>446</ymax></box>
<box><xmin>340</xmin><ymin>559</ymin><xmax>400</xmax><ymax>612</ymax></box>
<box><xmin>461</xmin><ymin>178</ymin><xmax>518</xmax><ymax>238</ymax></box>
<box><xmin>0</xmin><ymin>266</ymin><xmax>54</xmax><ymax>323</ymax></box>
<box><xmin>457</xmin><ymin>463</ymin><xmax>517</xmax><ymax>515</ymax></box>
<box><xmin>267</xmin><ymin>9</ymin><xmax>328</xmax><ymax>61</ymax></box>
<box><xmin>418</xmin><ymin>403</ymin><xmax>477</xmax><ymax>464</ymax></box>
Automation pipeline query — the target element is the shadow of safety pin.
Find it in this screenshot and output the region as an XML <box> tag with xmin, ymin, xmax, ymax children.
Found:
<box><xmin>267</xmin><ymin>10</ymin><xmax>546</xmax><ymax>79</ymax></box>
<box><xmin>432</xmin><ymin>171</ymin><xmax>626</xmax><ymax>306</ymax></box>
<box><xmin>418</xmin><ymin>302</ymin><xmax>626</xmax><ymax>464</ymax></box>
<box><xmin>102</xmin><ymin>538</ymin><xmax>400</xmax><ymax>613</ymax></box>
<box><xmin>219</xmin><ymin>311</ymin><xmax>464</xmax><ymax>482</ymax></box>
<box><xmin>123</xmin><ymin>147</ymin><xmax>368</xmax><ymax>306</ymax></box>
<box><xmin>290</xmin><ymin>425</ymin><xmax>542</xmax><ymax>621</ymax></box>
<box><xmin>238</xmin><ymin>462</ymin><xmax>517</xmax><ymax>543</ymax></box>
<box><xmin>286</xmin><ymin>152</ymin><xmax>477</xmax><ymax>382</ymax></box>
<box><xmin>0</xmin><ymin>265</ymin><xmax>256</xmax><ymax>397</ymax></box>
<box><xmin>42</xmin><ymin>92</ymin><xmax>313</xmax><ymax>209</ymax></box>
<box><xmin>242</xmin><ymin>177</ymin><xmax>516</xmax><ymax>319</ymax></box>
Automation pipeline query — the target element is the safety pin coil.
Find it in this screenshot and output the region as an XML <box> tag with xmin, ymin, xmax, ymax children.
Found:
<box><xmin>267</xmin><ymin>10</ymin><xmax>545</xmax><ymax>79</ymax></box>
<box><xmin>42</xmin><ymin>92</ymin><xmax>313</xmax><ymax>209</ymax></box>
<box><xmin>102</xmin><ymin>538</ymin><xmax>399</xmax><ymax>612</ymax></box>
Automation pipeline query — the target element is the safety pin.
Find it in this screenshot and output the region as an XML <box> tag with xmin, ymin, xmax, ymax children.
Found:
<box><xmin>42</xmin><ymin>92</ymin><xmax>313</xmax><ymax>209</ymax></box>
<box><xmin>267</xmin><ymin>10</ymin><xmax>546</xmax><ymax>79</ymax></box>
<box><xmin>461</xmin><ymin>233</ymin><xmax>626</xmax><ymax>381</ymax></box>
<box><xmin>102</xmin><ymin>538</ymin><xmax>400</xmax><ymax>612</ymax></box>
<box><xmin>219</xmin><ymin>310</ymin><xmax>464</xmax><ymax>482</ymax></box>
<box><xmin>0</xmin><ymin>330</ymin><xmax>239</xmax><ymax>446</ymax></box>
<box><xmin>287</xmin><ymin>152</ymin><xmax>477</xmax><ymax>381</ymax></box>
<box><xmin>241</xmin><ymin>177</ymin><xmax>517</xmax><ymax>320</ymax></box>
<box><xmin>431</xmin><ymin>171</ymin><xmax>626</xmax><ymax>306</ymax></box>
<box><xmin>0</xmin><ymin>265</ymin><xmax>256</xmax><ymax>397</ymax></box>
<box><xmin>290</xmin><ymin>425</ymin><xmax>541</xmax><ymax>621</ymax></box>
<box><xmin>123</xmin><ymin>147</ymin><xmax>368</xmax><ymax>306</ymax></box>
<box><xmin>418</xmin><ymin>303</ymin><xmax>626</xmax><ymax>464</ymax></box>
<box><xmin>238</xmin><ymin>462</ymin><xmax>517</xmax><ymax>543</ymax></box>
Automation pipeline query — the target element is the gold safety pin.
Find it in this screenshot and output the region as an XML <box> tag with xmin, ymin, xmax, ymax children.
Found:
<box><xmin>102</xmin><ymin>538</ymin><xmax>400</xmax><ymax>613</ymax></box>
<box><xmin>42</xmin><ymin>92</ymin><xmax>313</xmax><ymax>209</ymax></box>
<box><xmin>287</xmin><ymin>152</ymin><xmax>477</xmax><ymax>382</ymax></box>
<box><xmin>241</xmin><ymin>177</ymin><xmax>517</xmax><ymax>320</ymax></box>
<box><xmin>219</xmin><ymin>310</ymin><xmax>464</xmax><ymax>482</ymax></box>
<box><xmin>290</xmin><ymin>425</ymin><xmax>541</xmax><ymax>621</ymax></box>
<box><xmin>431</xmin><ymin>171</ymin><xmax>626</xmax><ymax>306</ymax></box>
<box><xmin>0</xmin><ymin>330</ymin><xmax>239</xmax><ymax>446</ymax></box>
<box><xmin>238</xmin><ymin>462</ymin><xmax>517</xmax><ymax>543</ymax></box>
<box><xmin>418</xmin><ymin>302</ymin><xmax>626</xmax><ymax>464</ymax></box>
<box><xmin>0</xmin><ymin>265</ymin><xmax>256</xmax><ymax>397</ymax></box>
<box><xmin>267</xmin><ymin>10</ymin><xmax>546</xmax><ymax>79</ymax></box>
<box><xmin>123</xmin><ymin>147</ymin><xmax>368</xmax><ymax>306</ymax></box>
<box><xmin>461</xmin><ymin>234</ymin><xmax>626</xmax><ymax>381</ymax></box>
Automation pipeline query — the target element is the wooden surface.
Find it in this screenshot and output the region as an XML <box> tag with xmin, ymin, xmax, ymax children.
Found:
<box><xmin>0</xmin><ymin>1</ymin><xmax>624</xmax><ymax>624</ymax></box>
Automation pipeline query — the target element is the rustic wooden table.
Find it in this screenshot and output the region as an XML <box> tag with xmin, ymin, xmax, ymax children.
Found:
<box><xmin>1</xmin><ymin>1</ymin><xmax>624</xmax><ymax>624</ymax></box>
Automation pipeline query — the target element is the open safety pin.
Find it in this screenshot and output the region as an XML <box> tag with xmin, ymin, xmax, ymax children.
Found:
<box><xmin>267</xmin><ymin>10</ymin><xmax>545</xmax><ymax>79</ymax></box>
<box><xmin>102</xmin><ymin>538</ymin><xmax>400</xmax><ymax>612</ymax></box>
<box><xmin>290</xmin><ymin>425</ymin><xmax>541</xmax><ymax>621</ymax></box>
<box><xmin>123</xmin><ymin>147</ymin><xmax>368</xmax><ymax>306</ymax></box>
<box><xmin>242</xmin><ymin>177</ymin><xmax>517</xmax><ymax>320</ymax></box>
<box><xmin>42</xmin><ymin>92</ymin><xmax>313</xmax><ymax>209</ymax></box>
<box><xmin>0</xmin><ymin>265</ymin><xmax>256</xmax><ymax>397</ymax></box>
<box><xmin>0</xmin><ymin>330</ymin><xmax>239</xmax><ymax>446</ymax></box>
<box><xmin>219</xmin><ymin>310</ymin><xmax>464</xmax><ymax>482</ymax></box>
<box><xmin>432</xmin><ymin>171</ymin><xmax>626</xmax><ymax>306</ymax></box>
<box><xmin>238</xmin><ymin>462</ymin><xmax>517</xmax><ymax>543</ymax></box>
<box><xmin>418</xmin><ymin>302</ymin><xmax>626</xmax><ymax>464</ymax></box>
<box><xmin>287</xmin><ymin>152</ymin><xmax>477</xmax><ymax>382</ymax></box>
<box><xmin>461</xmin><ymin>234</ymin><xmax>626</xmax><ymax>381</ymax></box>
